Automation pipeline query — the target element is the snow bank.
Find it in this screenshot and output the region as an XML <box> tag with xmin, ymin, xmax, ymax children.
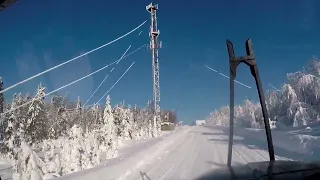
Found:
<box><xmin>208</xmin><ymin>125</ymin><xmax>320</xmax><ymax>161</ymax></box>
<box><xmin>54</xmin><ymin>127</ymin><xmax>187</xmax><ymax>180</ymax></box>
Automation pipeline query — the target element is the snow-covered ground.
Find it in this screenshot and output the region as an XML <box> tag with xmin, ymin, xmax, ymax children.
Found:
<box><xmin>2</xmin><ymin>125</ymin><xmax>319</xmax><ymax>179</ymax></box>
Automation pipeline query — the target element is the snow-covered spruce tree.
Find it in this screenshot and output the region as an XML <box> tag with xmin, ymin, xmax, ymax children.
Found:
<box><xmin>119</xmin><ymin>105</ymin><xmax>129</xmax><ymax>139</ymax></box>
<box><xmin>305</xmin><ymin>58</ymin><xmax>320</xmax><ymax>77</ymax></box>
<box><xmin>130</xmin><ymin>105</ymin><xmax>139</xmax><ymax>140</ymax></box>
<box><xmin>42</xmin><ymin>140</ymin><xmax>61</xmax><ymax>179</ymax></box>
<box><xmin>266</xmin><ymin>90</ymin><xmax>281</xmax><ymax>121</ymax></box>
<box><xmin>0</xmin><ymin>76</ymin><xmax>4</xmax><ymax>113</ymax></box>
<box><xmin>112</xmin><ymin>104</ymin><xmax>123</xmax><ymax>138</ymax></box>
<box><xmin>133</xmin><ymin>101</ymin><xmax>152</xmax><ymax>138</ymax></box>
<box><xmin>12</xmin><ymin>141</ymin><xmax>45</xmax><ymax>180</ymax></box>
<box><xmin>134</xmin><ymin>105</ymin><xmax>148</xmax><ymax>138</ymax></box>
<box><xmin>82</xmin><ymin>130</ymin><xmax>101</xmax><ymax>169</ymax></box>
<box><xmin>146</xmin><ymin>100</ymin><xmax>153</xmax><ymax>138</ymax></box>
<box><xmin>234</xmin><ymin>100</ymin><xmax>262</xmax><ymax>128</ymax></box>
<box><xmin>102</xmin><ymin>95</ymin><xmax>118</xmax><ymax>158</ymax></box>
<box><xmin>206</xmin><ymin>105</ymin><xmax>230</xmax><ymax>126</ymax></box>
<box><xmin>2</xmin><ymin>93</ymin><xmax>29</xmax><ymax>155</ymax></box>
<box><xmin>2</xmin><ymin>94</ymin><xmax>19</xmax><ymax>155</ymax></box>
<box><xmin>60</xmin><ymin>125</ymin><xmax>85</xmax><ymax>173</ymax></box>
<box><xmin>47</xmin><ymin>95</ymin><xmax>68</xmax><ymax>139</ymax></box>
<box><xmin>147</xmin><ymin>100</ymin><xmax>159</xmax><ymax>138</ymax></box>
<box><xmin>76</xmin><ymin>96</ymin><xmax>81</xmax><ymax>114</ymax></box>
<box><xmin>265</xmin><ymin>59</ymin><xmax>320</xmax><ymax>127</ymax></box>
<box><xmin>0</xmin><ymin>76</ymin><xmax>5</xmax><ymax>140</ymax></box>
<box><xmin>125</xmin><ymin>106</ymin><xmax>137</xmax><ymax>140</ymax></box>
<box><xmin>121</xmin><ymin>107</ymin><xmax>131</xmax><ymax>140</ymax></box>
<box><xmin>25</xmin><ymin>84</ymin><xmax>48</xmax><ymax>146</ymax></box>
<box><xmin>75</xmin><ymin>96</ymin><xmax>86</xmax><ymax>132</ymax></box>
<box><xmin>89</xmin><ymin>103</ymin><xmax>102</xmax><ymax>131</ymax></box>
<box><xmin>156</xmin><ymin>113</ymin><xmax>162</xmax><ymax>136</ymax></box>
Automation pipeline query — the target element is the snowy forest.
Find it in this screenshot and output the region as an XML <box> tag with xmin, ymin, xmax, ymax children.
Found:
<box><xmin>0</xmin><ymin>80</ymin><xmax>177</xmax><ymax>180</ymax></box>
<box><xmin>206</xmin><ymin>58</ymin><xmax>320</xmax><ymax>129</ymax></box>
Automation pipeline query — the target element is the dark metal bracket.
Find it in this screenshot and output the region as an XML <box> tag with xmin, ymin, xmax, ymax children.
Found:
<box><xmin>226</xmin><ymin>38</ymin><xmax>275</xmax><ymax>167</ymax></box>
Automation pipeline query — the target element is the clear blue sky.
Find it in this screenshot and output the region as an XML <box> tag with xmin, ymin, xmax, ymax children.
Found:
<box><xmin>0</xmin><ymin>0</ymin><xmax>319</xmax><ymax>124</ymax></box>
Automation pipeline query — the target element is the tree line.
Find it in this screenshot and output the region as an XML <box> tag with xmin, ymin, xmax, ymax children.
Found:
<box><xmin>206</xmin><ymin>58</ymin><xmax>320</xmax><ymax>129</ymax></box>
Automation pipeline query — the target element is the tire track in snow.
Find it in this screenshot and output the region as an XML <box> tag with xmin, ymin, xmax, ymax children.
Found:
<box><xmin>118</xmin><ymin>128</ymin><xmax>188</xmax><ymax>180</ymax></box>
<box><xmin>154</xmin><ymin>130</ymin><xmax>195</xmax><ymax>179</ymax></box>
<box><xmin>121</xmin><ymin>128</ymin><xmax>190</xmax><ymax>179</ymax></box>
<box><xmin>214</xmin><ymin>134</ymin><xmax>228</xmax><ymax>165</ymax></box>
<box><xmin>177</xmin><ymin>131</ymin><xmax>198</xmax><ymax>180</ymax></box>
<box><xmin>183</xmin><ymin>144</ymin><xmax>198</xmax><ymax>179</ymax></box>
<box><xmin>144</xmin><ymin>132</ymin><xmax>190</xmax><ymax>178</ymax></box>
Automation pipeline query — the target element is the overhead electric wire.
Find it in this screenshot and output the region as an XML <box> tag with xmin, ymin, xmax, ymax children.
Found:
<box><xmin>205</xmin><ymin>65</ymin><xmax>252</xmax><ymax>89</ymax></box>
<box><xmin>55</xmin><ymin>44</ymin><xmax>146</xmax><ymax>111</ymax></box>
<box><xmin>83</xmin><ymin>45</ymin><xmax>132</xmax><ymax>107</ymax></box>
<box><xmin>0</xmin><ymin>20</ymin><xmax>147</xmax><ymax>94</ymax></box>
<box><xmin>1</xmin><ymin>45</ymin><xmax>144</xmax><ymax>116</ymax></box>
<box><xmin>82</xmin><ymin>61</ymin><xmax>136</xmax><ymax>117</ymax></box>
<box><xmin>97</xmin><ymin>61</ymin><xmax>136</xmax><ymax>104</ymax></box>
<box><xmin>268</xmin><ymin>84</ymin><xmax>280</xmax><ymax>91</ymax></box>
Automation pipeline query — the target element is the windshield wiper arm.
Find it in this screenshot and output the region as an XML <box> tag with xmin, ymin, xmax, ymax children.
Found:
<box><xmin>226</xmin><ymin>38</ymin><xmax>275</xmax><ymax>166</ymax></box>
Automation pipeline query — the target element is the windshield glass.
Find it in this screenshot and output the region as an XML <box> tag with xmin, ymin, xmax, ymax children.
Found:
<box><xmin>0</xmin><ymin>0</ymin><xmax>319</xmax><ymax>180</ymax></box>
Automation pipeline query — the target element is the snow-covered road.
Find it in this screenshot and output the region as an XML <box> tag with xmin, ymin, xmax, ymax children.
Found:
<box><xmin>54</xmin><ymin>125</ymin><xmax>320</xmax><ymax>180</ymax></box>
<box><xmin>122</xmin><ymin>126</ymin><xmax>291</xmax><ymax>180</ymax></box>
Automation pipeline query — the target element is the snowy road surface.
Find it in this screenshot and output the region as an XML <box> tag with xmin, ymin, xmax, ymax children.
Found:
<box><xmin>122</xmin><ymin>126</ymin><xmax>291</xmax><ymax>180</ymax></box>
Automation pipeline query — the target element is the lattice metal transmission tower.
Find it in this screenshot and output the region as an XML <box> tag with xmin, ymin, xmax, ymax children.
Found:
<box><xmin>146</xmin><ymin>3</ymin><xmax>162</xmax><ymax>136</ymax></box>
